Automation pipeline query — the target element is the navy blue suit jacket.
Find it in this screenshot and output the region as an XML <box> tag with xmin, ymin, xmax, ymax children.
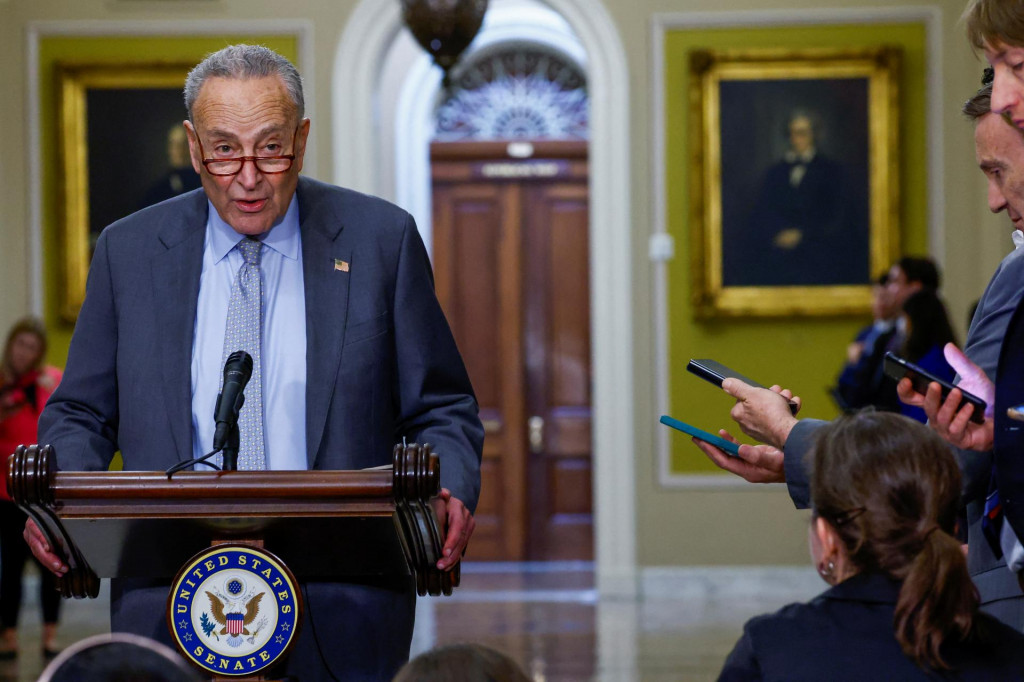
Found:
<box><xmin>720</xmin><ymin>572</ymin><xmax>1024</xmax><ymax>681</ymax></box>
<box><xmin>39</xmin><ymin>177</ymin><xmax>483</xmax><ymax>681</ymax></box>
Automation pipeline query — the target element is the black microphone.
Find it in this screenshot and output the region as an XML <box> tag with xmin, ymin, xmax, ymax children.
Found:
<box><xmin>212</xmin><ymin>350</ymin><xmax>253</xmax><ymax>453</ymax></box>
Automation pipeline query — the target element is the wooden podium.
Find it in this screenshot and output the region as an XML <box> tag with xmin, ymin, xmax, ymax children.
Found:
<box><xmin>7</xmin><ymin>442</ymin><xmax>459</xmax><ymax>598</ymax></box>
<box><xmin>7</xmin><ymin>442</ymin><xmax>459</xmax><ymax>679</ymax></box>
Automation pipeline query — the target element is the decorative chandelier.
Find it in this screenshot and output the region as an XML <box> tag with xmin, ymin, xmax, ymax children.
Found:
<box><xmin>400</xmin><ymin>0</ymin><xmax>489</xmax><ymax>86</ymax></box>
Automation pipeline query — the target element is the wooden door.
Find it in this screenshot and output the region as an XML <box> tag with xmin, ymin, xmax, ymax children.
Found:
<box><xmin>431</xmin><ymin>141</ymin><xmax>592</xmax><ymax>560</ymax></box>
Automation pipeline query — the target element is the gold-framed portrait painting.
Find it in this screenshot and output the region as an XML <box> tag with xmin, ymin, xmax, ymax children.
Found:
<box><xmin>57</xmin><ymin>61</ymin><xmax>199</xmax><ymax>321</ymax></box>
<box><xmin>688</xmin><ymin>47</ymin><xmax>901</xmax><ymax>318</ymax></box>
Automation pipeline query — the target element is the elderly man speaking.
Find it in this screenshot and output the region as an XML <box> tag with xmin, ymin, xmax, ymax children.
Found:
<box><xmin>25</xmin><ymin>45</ymin><xmax>482</xmax><ymax>681</ymax></box>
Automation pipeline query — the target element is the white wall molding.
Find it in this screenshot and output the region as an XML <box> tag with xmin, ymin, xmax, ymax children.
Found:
<box><xmin>641</xmin><ymin>565</ymin><xmax>823</xmax><ymax>602</ymax></box>
<box><xmin>25</xmin><ymin>19</ymin><xmax>315</xmax><ymax>317</ymax></box>
<box><xmin>335</xmin><ymin>0</ymin><xmax>636</xmax><ymax>598</ymax></box>
<box><xmin>650</xmin><ymin>7</ymin><xmax>944</xmax><ymax>488</ymax></box>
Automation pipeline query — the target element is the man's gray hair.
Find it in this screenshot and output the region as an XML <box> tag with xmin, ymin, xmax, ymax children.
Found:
<box><xmin>184</xmin><ymin>44</ymin><xmax>304</xmax><ymax>122</ymax></box>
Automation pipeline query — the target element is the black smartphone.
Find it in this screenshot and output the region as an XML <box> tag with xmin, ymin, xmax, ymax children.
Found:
<box><xmin>882</xmin><ymin>352</ymin><xmax>986</xmax><ymax>424</ymax></box>
<box><xmin>687</xmin><ymin>358</ymin><xmax>799</xmax><ymax>415</ymax></box>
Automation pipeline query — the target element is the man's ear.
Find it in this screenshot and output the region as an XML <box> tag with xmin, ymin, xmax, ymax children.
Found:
<box><xmin>183</xmin><ymin>121</ymin><xmax>203</xmax><ymax>175</ymax></box>
<box><xmin>293</xmin><ymin>117</ymin><xmax>311</xmax><ymax>174</ymax></box>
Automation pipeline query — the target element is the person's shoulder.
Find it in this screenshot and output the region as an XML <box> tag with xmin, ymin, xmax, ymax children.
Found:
<box><xmin>100</xmin><ymin>188</ymin><xmax>207</xmax><ymax>244</ymax></box>
<box><xmin>968</xmin><ymin>611</ymin><xmax>1024</xmax><ymax>647</ymax></box>
<box><xmin>993</xmin><ymin>244</ymin><xmax>1024</xmax><ymax>280</ymax></box>
<box><xmin>950</xmin><ymin>612</ymin><xmax>1024</xmax><ymax>676</ymax></box>
<box><xmin>297</xmin><ymin>177</ymin><xmax>411</xmax><ymax>223</ymax></box>
<box><xmin>741</xmin><ymin>598</ymin><xmax>824</xmax><ymax>642</ymax></box>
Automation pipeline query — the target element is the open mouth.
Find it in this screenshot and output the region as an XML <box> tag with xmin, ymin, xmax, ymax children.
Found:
<box><xmin>235</xmin><ymin>198</ymin><xmax>268</xmax><ymax>213</ymax></box>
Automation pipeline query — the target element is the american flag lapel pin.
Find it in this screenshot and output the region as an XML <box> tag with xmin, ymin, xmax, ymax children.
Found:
<box><xmin>334</xmin><ymin>258</ymin><xmax>350</xmax><ymax>273</ymax></box>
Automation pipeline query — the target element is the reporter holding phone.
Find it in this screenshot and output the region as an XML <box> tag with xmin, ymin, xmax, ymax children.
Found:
<box><xmin>895</xmin><ymin>290</ymin><xmax>958</xmax><ymax>423</ymax></box>
<box><xmin>719</xmin><ymin>413</ymin><xmax>1024</xmax><ymax>681</ymax></box>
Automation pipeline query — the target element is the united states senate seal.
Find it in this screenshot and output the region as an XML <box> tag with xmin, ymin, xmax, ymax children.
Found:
<box><xmin>168</xmin><ymin>544</ymin><xmax>302</xmax><ymax>676</ymax></box>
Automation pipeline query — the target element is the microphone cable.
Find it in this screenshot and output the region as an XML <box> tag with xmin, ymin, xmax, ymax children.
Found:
<box><xmin>165</xmin><ymin>449</ymin><xmax>222</xmax><ymax>477</ymax></box>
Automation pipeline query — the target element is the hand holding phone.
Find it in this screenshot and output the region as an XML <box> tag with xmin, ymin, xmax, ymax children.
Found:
<box><xmin>660</xmin><ymin>415</ymin><xmax>740</xmax><ymax>456</ymax></box>
<box><xmin>883</xmin><ymin>352</ymin><xmax>986</xmax><ymax>424</ymax></box>
<box><xmin>687</xmin><ymin>359</ymin><xmax>799</xmax><ymax>415</ymax></box>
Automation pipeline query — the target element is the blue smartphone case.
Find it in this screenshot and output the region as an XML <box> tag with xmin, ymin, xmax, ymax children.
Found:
<box><xmin>659</xmin><ymin>415</ymin><xmax>741</xmax><ymax>457</ymax></box>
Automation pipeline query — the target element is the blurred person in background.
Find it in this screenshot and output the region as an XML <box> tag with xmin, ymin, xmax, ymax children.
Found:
<box><xmin>897</xmin><ymin>290</ymin><xmax>958</xmax><ymax>423</ymax></box>
<box><xmin>0</xmin><ymin>317</ymin><xmax>62</xmax><ymax>659</ymax></box>
<box><xmin>832</xmin><ymin>256</ymin><xmax>939</xmax><ymax>413</ymax></box>
<box><xmin>832</xmin><ymin>272</ymin><xmax>894</xmax><ymax>411</ymax></box>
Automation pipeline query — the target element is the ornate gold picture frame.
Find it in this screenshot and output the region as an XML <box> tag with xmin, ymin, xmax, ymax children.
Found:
<box><xmin>57</xmin><ymin>61</ymin><xmax>196</xmax><ymax>321</ymax></box>
<box><xmin>689</xmin><ymin>47</ymin><xmax>901</xmax><ymax>318</ymax></box>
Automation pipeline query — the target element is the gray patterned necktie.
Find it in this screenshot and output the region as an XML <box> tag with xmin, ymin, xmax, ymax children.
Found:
<box><xmin>221</xmin><ymin>238</ymin><xmax>266</xmax><ymax>470</ymax></box>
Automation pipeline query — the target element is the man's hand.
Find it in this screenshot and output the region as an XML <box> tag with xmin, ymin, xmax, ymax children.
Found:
<box><xmin>723</xmin><ymin>378</ymin><xmax>801</xmax><ymax>450</ymax></box>
<box><xmin>692</xmin><ymin>430</ymin><xmax>786</xmax><ymax>483</ymax></box>
<box><xmin>895</xmin><ymin>343</ymin><xmax>994</xmax><ymax>452</ymax></box>
<box><xmin>437</xmin><ymin>488</ymin><xmax>474</xmax><ymax>571</ymax></box>
<box><xmin>23</xmin><ymin>519</ymin><xmax>67</xmax><ymax>577</ymax></box>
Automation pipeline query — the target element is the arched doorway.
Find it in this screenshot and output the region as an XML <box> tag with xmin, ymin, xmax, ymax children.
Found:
<box><xmin>430</xmin><ymin>42</ymin><xmax>591</xmax><ymax>560</ymax></box>
<box><xmin>333</xmin><ymin>0</ymin><xmax>636</xmax><ymax>594</ymax></box>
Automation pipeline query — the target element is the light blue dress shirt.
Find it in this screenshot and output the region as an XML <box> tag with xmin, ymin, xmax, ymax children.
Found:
<box><xmin>190</xmin><ymin>197</ymin><xmax>308</xmax><ymax>470</ymax></box>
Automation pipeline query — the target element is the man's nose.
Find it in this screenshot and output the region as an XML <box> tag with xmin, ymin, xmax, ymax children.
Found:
<box><xmin>234</xmin><ymin>158</ymin><xmax>262</xmax><ymax>188</ymax></box>
<box><xmin>992</xmin><ymin>69</ymin><xmax>1021</xmax><ymax>119</ymax></box>
<box><xmin>989</xmin><ymin>182</ymin><xmax>1008</xmax><ymax>214</ymax></box>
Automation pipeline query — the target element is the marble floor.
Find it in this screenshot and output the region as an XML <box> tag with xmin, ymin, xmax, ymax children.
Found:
<box><xmin>1</xmin><ymin>562</ymin><xmax>824</xmax><ymax>681</ymax></box>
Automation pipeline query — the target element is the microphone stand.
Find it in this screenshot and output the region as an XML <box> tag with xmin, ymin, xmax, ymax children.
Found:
<box><xmin>221</xmin><ymin>422</ymin><xmax>240</xmax><ymax>472</ymax></box>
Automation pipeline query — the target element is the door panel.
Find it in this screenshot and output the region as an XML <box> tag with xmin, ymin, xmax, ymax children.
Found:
<box><xmin>431</xmin><ymin>142</ymin><xmax>591</xmax><ymax>560</ymax></box>
<box><xmin>524</xmin><ymin>183</ymin><xmax>592</xmax><ymax>560</ymax></box>
<box><xmin>432</xmin><ymin>183</ymin><xmax>526</xmax><ymax>559</ymax></box>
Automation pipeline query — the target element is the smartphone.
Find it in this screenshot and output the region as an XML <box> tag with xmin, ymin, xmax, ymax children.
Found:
<box><xmin>687</xmin><ymin>358</ymin><xmax>800</xmax><ymax>415</ymax></box>
<box><xmin>882</xmin><ymin>352</ymin><xmax>986</xmax><ymax>424</ymax></box>
<box><xmin>660</xmin><ymin>415</ymin><xmax>741</xmax><ymax>456</ymax></box>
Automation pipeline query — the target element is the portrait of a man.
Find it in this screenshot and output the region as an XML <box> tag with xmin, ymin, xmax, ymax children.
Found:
<box><xmin>86</xmin><ymin>88</ymin><xmax>198</xmax><ymax>253</ymax></box>
<box><xmin>719</xmin><ymin>78</ymin><xmax>871</xmax><ymax>288</ymax></box>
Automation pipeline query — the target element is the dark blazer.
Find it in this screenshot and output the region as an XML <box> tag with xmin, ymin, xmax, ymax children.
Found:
<box><xmin>995</xmin><ymin>280</ymin><xmax>1024</xmax><ymax>573</ymax></box>
<box><xmin>39</xmin><ymin>177</ymin><xmax>484</xmax><ymax>681</ymax></box>
<box><xmin>720</xmin><ymin>572</ymin><xmax>1024</xmax><ymax>681</ymax></box>
<box><xmin>963</xmin><ymin>246</ymin><xmax>1024</xmax><ymax>629</ymax></box>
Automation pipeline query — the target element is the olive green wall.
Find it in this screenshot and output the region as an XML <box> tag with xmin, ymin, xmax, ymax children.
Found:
<box><xmin>664</xmin><ymin>24</ymin><xmax>928</xmax><ymax>474</ymax></box>
<box><xmin>0</xmin><ymin>0</ymin><xmax>1009</xmax><ymax>570</ymax></box>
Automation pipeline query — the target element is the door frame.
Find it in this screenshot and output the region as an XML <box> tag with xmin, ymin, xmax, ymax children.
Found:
<box><xmin>333</xmin><ymin>0</ymin><xmax>636</xmax><ymax>596</ymax></box>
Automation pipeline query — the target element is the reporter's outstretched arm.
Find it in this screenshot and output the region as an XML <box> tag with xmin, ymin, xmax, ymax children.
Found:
<box><xmin>723</xmin><ymin>379</ymin><xmax>800</xmax><ymax>449</ymax></box>
<box><xmin>691</xmin><ymin>430</ymin><xmax>785</xmax><ymax>484</ymax></box>
<box><xmin>780</xmin><ymin>420</ymin><xmax>828</xmax><ymax>509</ymax></box>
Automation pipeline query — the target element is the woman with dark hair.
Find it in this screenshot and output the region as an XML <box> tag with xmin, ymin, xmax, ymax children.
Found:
<box><xmin>719</xmin><ymin>412</ymin><xmax>1024</xmax><ymax>680</ymax></box>
<box><xmin>0</xmin><ymin>317</ymin><xmax>62</xmax><ymax>658</ymax></box>
<box><xmin>899</xmin><ymin>290</ymin><xmax>958</xmax><ymax>423</ymax></box>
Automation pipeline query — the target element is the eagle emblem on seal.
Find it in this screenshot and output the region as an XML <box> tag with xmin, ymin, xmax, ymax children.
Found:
<box><xmin>206</xmin><ymin>590</ymin><xmax>264</xmax><ymax>645</ymax></box>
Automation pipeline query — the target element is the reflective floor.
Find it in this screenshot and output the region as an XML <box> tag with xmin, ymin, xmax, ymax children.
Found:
<box><xmin>2</xmin><ymin>562</ymin><xmax>823</xmax><ymax>681</ymax></box>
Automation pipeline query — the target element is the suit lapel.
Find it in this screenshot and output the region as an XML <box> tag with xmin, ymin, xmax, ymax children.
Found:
<box><xmin>299</xmin><ymin>181</ymin><xmax>352</xmax><ymax>466</ymax></box>
<box><xmin>152</xmin><ymin>194</ymin><xmax>207</xmax><ymax>461</ymax></box>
